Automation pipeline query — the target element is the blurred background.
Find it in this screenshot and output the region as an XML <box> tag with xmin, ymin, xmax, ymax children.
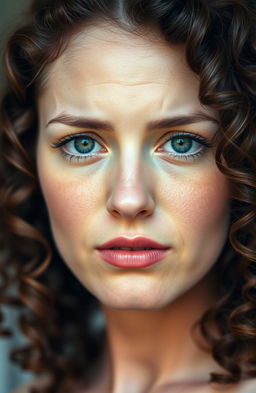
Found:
<box><xmin>0</xmin><ymin>2</ymin><xmax>34</xmax><ymax>393</ymax></box>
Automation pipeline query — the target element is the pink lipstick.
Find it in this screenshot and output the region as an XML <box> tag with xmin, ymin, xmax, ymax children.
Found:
<box><xmin>95</xmin><ymin>235</ymin><xmax>171</xmax><ymax>268</ymax></box>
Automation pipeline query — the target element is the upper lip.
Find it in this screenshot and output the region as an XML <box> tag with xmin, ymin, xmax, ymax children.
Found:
<box><xmin>96</xmin><ymin>235</ymin><xmax>171</xmax><ymax>250</ymax></box>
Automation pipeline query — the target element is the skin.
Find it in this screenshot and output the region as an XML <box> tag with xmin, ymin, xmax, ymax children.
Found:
<box><xmin>36</xmin><ymin>23</ymin><xmax>236</xmax><ymax>392</ymax></box>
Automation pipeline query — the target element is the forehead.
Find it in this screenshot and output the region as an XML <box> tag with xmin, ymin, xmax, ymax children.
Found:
<box><xmin>38</xmin><ymin>23</ymin><xmax>215</xmax><ymax>122</ymax></box>
<box><xmin>43</xmin><ymin>23</ymin><xmax>196</xmax><ymax>89</ymax></box>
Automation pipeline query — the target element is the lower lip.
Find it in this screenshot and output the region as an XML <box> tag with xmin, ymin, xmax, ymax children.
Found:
<box><xmin>95</xmin><ymin>249</ymin><xmax>170</xmax><ymax>268</ymax></box>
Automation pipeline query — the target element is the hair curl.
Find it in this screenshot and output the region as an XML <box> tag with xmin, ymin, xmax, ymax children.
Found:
<box><xmin>0</xmin><ymin>0</ymin><xmax>256</xmax><ymax>392</ymax></box>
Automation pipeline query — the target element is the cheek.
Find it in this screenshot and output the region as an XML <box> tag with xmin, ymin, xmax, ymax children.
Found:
<box><xmin>181</xmin><ymin>175</ymin><xmax>229</xmax><ymax>229</ymax></box>
<box><xmin>45</xmin><ymin>184</ymin><xmax>82</xmax><ymax>229</ymax></box>
<box><xmin>38</xmin><ymin>170</ymin><xmax>97</xmax><ymax>235</ymax></box>
<box><xmin>170</xmin><ymin>169</ymin><xmax>231</xmax><ymax>264</ymax></box>
<box><xmin>159</xmin><ymin>163</ymin><xmax>230</xmax><ymax>248</ymax></box>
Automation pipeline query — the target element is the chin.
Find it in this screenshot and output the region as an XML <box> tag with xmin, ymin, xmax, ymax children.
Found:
<box><xmin>98</xmin><ymin>291</ymin><xmax>172</xmax><ymax>311</ymax></box>
<box><xmin>103</xmin><ymin>302</ymin><xmax>166</xmax><ymax>311</ymax></box>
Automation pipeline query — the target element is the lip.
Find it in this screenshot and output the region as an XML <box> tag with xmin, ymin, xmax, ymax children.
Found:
<box><xmin>96</xmin><ymin>235</ymin><xmax>171</xmax><ymax>250</ymax></box>
<box><xmin>95</xmin><ymin>249</ymin><xmax>170</xmax><ymax>268</ymax></box>
<box><xmin>95</xmin><ymin>235</ymin><xmax>171</xmax><ymax>269</ymax></box>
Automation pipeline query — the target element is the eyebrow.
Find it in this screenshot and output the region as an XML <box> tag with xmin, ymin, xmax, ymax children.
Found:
<box><xmin>46</xmin><ymin>112</ymin><xmax>219</xmax><ymax>130</ymax></box>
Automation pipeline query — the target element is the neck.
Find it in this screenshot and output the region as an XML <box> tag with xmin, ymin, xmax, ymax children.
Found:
<box><xmin>98</xmin><ymin>271</ymin><xmax>224</xmax><ymax>393</ymax></box>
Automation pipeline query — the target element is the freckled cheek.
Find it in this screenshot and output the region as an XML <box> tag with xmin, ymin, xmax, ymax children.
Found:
<box><xmin>38</xmin><ymin>174</ymin><xmax>98</xmax><ymax>234</ymax></box>
<box><xmin>167</xmin><ymin>171</ymin><xmax>230</xmax><ymax>234</ymax></box>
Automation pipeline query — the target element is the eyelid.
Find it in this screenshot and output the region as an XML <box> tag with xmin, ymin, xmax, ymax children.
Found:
<box><xmin>154</xmin><ymin>131</ymin><xmax>214</xmax><ymax>162</ymax></box>
<box><xmin>50</xmin><ymin>129</ymin><xmax>214</xmax><ymax>164</ymax></box>
<box><xmin>51</xmin><ymin>130</ymin><xmax>213</xmax><ymax>147</ymax></box>
<box><xmin>50</xmin><ymin>131</ymin><xmax>105</xmax><ymax>148</ymax></box>
<box><xmin>158</xmin><ymin>130</ymin><xmax>213</xmax><ymax>148</ymax></box>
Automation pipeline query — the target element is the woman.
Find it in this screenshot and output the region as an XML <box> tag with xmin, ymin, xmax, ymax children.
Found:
<box><xmin>0</xmin><ymin>0</ymin><xmax>256</xmax><ymax>392</ymax></box>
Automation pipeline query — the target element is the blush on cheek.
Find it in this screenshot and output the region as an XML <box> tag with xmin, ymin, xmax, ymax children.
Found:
<box><xmin>171</xmin><ymin>170</ymin><xmax>230</xmax><ymax>232</ymax></box>
<box><xmin>198</xmin><ymin>173</ymin><xmax>230</xmax><ymax>226</ymax></box>
<box><xmin>39</xmin><ymin>176</ymin><xmax>87</xmax><ymax>232</ymax></box>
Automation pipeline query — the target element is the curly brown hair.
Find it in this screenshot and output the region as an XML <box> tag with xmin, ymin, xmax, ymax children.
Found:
<box><xmin>0</xmin><ymin>0</ymin><xmax>256</xmax><ymax>392</ymax></box>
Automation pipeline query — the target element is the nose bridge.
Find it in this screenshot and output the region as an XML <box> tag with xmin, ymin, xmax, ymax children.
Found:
<box><xmin>106</xmin><ymin>143</ymin><xmax>155</xmax><ymax>219</ymax></box>
<box><xmin>118</xmin><ymin>142</ymin><xmax>144</xmax><ymax>185</ymax></box>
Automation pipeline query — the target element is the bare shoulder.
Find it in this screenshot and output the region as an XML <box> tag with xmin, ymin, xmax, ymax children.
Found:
<box><xmin>11</xmin><ymin>375</ymin><xmax>52</xmax><ymax>393</ymax></box>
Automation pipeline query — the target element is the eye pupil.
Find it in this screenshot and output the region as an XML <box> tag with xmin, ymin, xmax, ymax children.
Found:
<box><xmin>177</xmin><ymin>138</ymin><xmax>184</xmax><ymax>145</ymax></box>
<box><xmin>171</xmin><ymin>137</ymin><xmax>192</xmax><ymax>153</ymax></box>
<box><xmin>74</xmin><ymin>137</ymin><xmax>94</xmax><ymax>154</ymax></box>
<box><xmin>80</xmin><ymin>138</ymin><xmax>90</xmax><ymax>146</ymax></box>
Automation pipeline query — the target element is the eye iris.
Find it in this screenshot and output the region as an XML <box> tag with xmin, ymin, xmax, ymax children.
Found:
<box><xmin>171</xmin><ymin>137</ymin><xmax>192</xmax><ymax>153</ymax></box>
<box><xmin>74</xmin><ymin>137</ymin><xmax>94</xmax><ymax>154</ymax></box>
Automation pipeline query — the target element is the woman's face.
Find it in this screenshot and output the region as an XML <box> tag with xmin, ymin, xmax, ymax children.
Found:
<box><xmin>37</xmin><ymin>24</ymin><xmax>230</xmax><ymax>310</ymax></box>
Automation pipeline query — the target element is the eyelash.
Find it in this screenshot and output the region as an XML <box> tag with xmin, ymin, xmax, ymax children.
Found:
<box><xmin>51</xmin><ymin>131</ymin><xmax>213</xmax><ymax>163</ymax></box>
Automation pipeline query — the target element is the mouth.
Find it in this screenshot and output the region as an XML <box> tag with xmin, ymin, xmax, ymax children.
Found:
<box><xmin>95</xmin><ymin>235</ymin><xmax>171</xmax><ymax>268</ymax></box>
<box><xmin>109</xmin><ymin>247</ymin><xmax>155</xmax><ymax>250</ymax></box>
<box><xmin>96</xmin><ymin>235</ymin><xmax>171</xmax><ymax>251</ymax></box>
<box><xmin>95</xmin><ymin>244</ymin><xmax>171</xmax><ymax>268</ymax></box>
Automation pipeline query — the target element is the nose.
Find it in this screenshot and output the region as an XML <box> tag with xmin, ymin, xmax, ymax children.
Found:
<box><xmin>106</xmin><ymin>159</ymin><xmax>155</xmax><ymax>220</ymax></box>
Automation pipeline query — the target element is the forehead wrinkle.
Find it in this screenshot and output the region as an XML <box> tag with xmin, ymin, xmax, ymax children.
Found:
<box><xmin>70</xmin><ymin>81</ymin><xmax>171</xmax><ymax>87</ymax></box>
<box><xmin>60</xmin><ymin>26</ymin><xmax>183</xmax><ymax>74</ymax></box>
<box><xmin>47</xmin><ymin>53</ymin><xmax>189</xmax><ymax>89</ymax></box>
<box><xmin>37</xmin><ymin>23</ymin><xmax>188</xmax><ymax>96</ymax></box>
<box><xmin>59</xmin><ymin>29</ymin><xmax>162</xmax><ymax>78</ymax></box>
<box><xmin>45</xmin><ymin>58</ymin><xmax>180</xmax><ymax>92</ymax></box>
<box><xmin>42</xmin><ymin>28</ymin><xmax>187</xmax><ymax>94</ymax></box>
<box><xmin>38</xmin><ymin>26</ymin><xmax>211</xmax><ymax>124</ymax></box>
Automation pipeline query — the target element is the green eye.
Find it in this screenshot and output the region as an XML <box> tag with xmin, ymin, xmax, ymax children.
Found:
<box><xmin>73</xmin><ymin>137</ymin><xmax>95</xmax><ymax>154</ymax></box>
<box><xmin>52</xmin><ymin>131</ymin><xmax>213</xmax><ymax>164</ymax></box>
<box><xmin>158</xmin><ymin>132</ymin><xmax>213</xmax><ymax>161</ymax></box>
<box><xmin>171</xmin><ymin>136</ymin><xmax>193</xmax><ymax>153</ymax></box>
